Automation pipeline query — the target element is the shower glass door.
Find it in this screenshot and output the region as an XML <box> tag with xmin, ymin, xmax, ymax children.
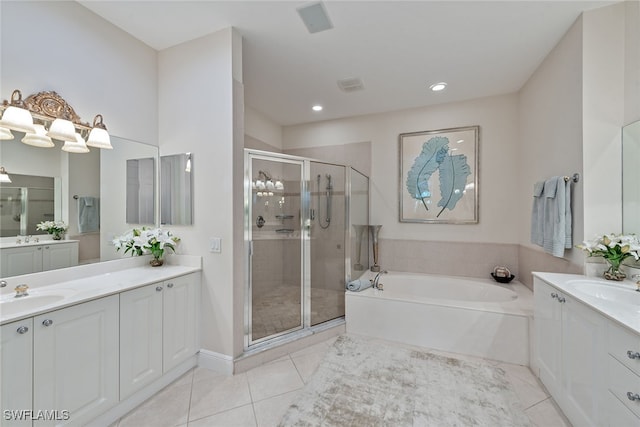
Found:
<box><xmin>248</xmin><ymin>155</ymin><xmax>304</xmax><ymax>344</ymax></box>
<box><xmin>309</xmin><ymin>162</ymin><xmax>346</xmax><ymax>326</ymax></box>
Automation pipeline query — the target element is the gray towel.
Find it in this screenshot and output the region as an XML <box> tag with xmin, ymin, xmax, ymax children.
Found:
<box><xmin>346</xmin><ymin>279</ymin><xmax>372</xmax><ymax>292</ymax></box>
<box><xmin>530</xmin><ymin>181</ymin><xmax>545</xmax><ymax>246</ymax></box>
<box><xmin>78</xmin><ymin>196</ymin><xmax>100</xmax><ymax>233</ymax></box>
<box><xmin>541</xmin><ymin>177</ymin><xmax>572</xmax><ymax>257</ymax></box>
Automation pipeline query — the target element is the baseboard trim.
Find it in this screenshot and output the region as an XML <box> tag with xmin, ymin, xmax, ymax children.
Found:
<box><xmin>198</xmin><ymin>348</ymin><xmax>234</xmax><ymax>375</ymax></box>
<box><xmin>91</xmin><ymin>355</ymin><xmax>197</xmax><ymax>426</ymax></box>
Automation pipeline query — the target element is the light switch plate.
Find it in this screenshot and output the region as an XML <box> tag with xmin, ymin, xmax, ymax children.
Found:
<box><xmin>210</xmin><ymin>237</ymin><xmax>222</xmax><ymax>253</ymax></box>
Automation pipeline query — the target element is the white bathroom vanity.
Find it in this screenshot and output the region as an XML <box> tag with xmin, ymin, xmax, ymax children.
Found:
<box><xmin>0</xmin><ymin>255</ymin><xmax>201</xmax><ymax>426</ymax></box>
<box><xmin>533</xmin><ymin>272</ymin><xmax>640</xmax><ymax>427</ymax></box>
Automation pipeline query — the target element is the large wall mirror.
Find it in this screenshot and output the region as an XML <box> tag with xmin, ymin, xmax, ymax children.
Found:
<box><xmin>1</xmin><ymin>132</ymin><xmax>158</xmax><ymax>265</ymax></box>
<box><xmin>622</xmin><ymin>119</ymin><xmax>640</xmax><ymax>235</ymax></box>
<box><xmin>160</xmin><ymin>153</ymin><xmax>193</xmax><ymax>225</ymax></box>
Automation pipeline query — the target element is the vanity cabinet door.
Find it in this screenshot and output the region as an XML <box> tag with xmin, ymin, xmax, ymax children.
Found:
<box><xmin>33</xmin><ymin>295</ymin><xmax>119</xmax><ymax>426</ymax></box>
<box><xmin>120</xmin><ymin>283</ymin><xmax>163</xmax><ymax>399</ymax></box>
<box><xmin>1</xmin><ymin>319</ymin><xmax>33</xmax><ymax>427</ymax></box>
<box><xmin>561</xmin><ymin>296</ymin><xmax>606</xmax><ymax>427</ymax></box>
<box><xmin>1</xmin><ymin>246</ymin><xmax>43</xmax><ymax>277</ymax></box>
<box><xmin>534</xmin><ymin>279</ymin><xmax>563</xmax><ymax>398</ymax></box>
<box><xmin>163</xmin><ymin>273</ymin><xmax>199</xmax><ymax>373</ymax></box>
<box><xmin>41</xmin><ymin>243</ymin><xmax>78</xmax><ymax>271</ymax></box>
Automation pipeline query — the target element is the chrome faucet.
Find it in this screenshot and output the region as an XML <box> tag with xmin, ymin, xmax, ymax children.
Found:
<box><xmin>632</xmin><ymin>274</ymin><xmax>640</xmax><ymax>292</ymax></box>
<box><xmin>14</xmin><ymin>284</ymin><xmax>29</xmax><ymax>298</ymax></box>
<box><xmin>372</xmin><ymin>270</ymin><xmax>388</xmax><ymax>290</ymax></box>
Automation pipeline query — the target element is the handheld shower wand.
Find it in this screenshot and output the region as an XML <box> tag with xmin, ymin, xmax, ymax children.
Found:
<box><xmin>317</xmin><ymin>174</ymin><xmax>332</xmax><ymax>229</ymax></box>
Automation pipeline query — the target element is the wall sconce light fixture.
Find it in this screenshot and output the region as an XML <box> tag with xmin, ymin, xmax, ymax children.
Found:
<box><xmin>0</xmin><ymin>89</ymin><xmax>112</xmax><ymax>153</ymax></box>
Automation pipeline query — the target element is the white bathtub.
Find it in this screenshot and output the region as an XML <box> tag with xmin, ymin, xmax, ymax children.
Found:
<box><xmin>345</xmin><ymin>271</ymin><xmax>533</xmax><ymax>365</ymax></box>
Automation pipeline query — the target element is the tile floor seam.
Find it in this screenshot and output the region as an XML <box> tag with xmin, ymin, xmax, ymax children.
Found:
<box><xmin>289</xmin><ymin>354</ymin><xmax>307</xmax><ymax>385</ymax></box>
<box><xmin>251</xmin><ymin>386</ymin><xmax>305</xmax><ymax>405</ymax></box>
<box><xmin>524</xmin><ymin>396</ymin><xmax>551</xmax><ymax>411</ymax></box>
<box><xmin>185</xmin><ymin>369</ymin><xmax>196</xmax><ymax>423</ymax></box>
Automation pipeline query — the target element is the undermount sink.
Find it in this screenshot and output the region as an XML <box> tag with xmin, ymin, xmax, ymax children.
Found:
<box><xmin>0</xmin><ymin>289</ymin><xmax>74</xmax><ymax>317</ymax></box>
<box><xmin>564</xmin><ymin>279</ymin><xmax>640</xmax><ymax>310</ymax></box>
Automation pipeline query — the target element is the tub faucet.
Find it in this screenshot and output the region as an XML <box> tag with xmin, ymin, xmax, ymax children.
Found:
<box><xmin>372</xmin><ymin>270</ymin><xmax>388</xmax><ymax>290</ymax></box>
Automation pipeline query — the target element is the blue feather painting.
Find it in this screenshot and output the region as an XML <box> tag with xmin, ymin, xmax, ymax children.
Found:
<box><xmin>406</xmin><ymin>136</ymin><xmax>472</xmax><ymax>218</ymax></box>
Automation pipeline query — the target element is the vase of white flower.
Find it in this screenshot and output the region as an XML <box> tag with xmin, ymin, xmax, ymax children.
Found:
<box><xmin>36</xmin><ymin>220</ymin><xmax>68</xmax><ymax>240</ymax></box>
<box><xmin>112</xmin><ymin>227</ymin><xmax>180</xmax><ymax>267</ymax></box>
<box><xmin>577</xmin><ymin>233</ymin><xmax>640</xmax><ymax>281</ymax></box>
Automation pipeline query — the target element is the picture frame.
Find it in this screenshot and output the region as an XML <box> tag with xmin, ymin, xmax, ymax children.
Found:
<box><xmin>399</xmin><ymin>125</ymin><xmax>479</xmax><ymax>224</ymax></box>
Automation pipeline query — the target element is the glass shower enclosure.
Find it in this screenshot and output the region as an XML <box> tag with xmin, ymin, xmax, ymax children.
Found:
<box><xmin>244</xmin><ymin>150</ymin><xmax>369</xmax><ymax>348</ymax></box>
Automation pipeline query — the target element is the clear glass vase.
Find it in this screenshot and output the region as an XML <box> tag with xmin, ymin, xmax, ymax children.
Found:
<box><xmin>603</xmin><ymin>260</ymin><xmax>626</xmax><ymax>281</ymax></box>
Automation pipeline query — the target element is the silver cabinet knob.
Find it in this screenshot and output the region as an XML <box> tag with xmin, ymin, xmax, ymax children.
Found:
<box><xmin>37</xmin><ymin>247</ymin><xmax>42</xmax><ymax>250</ymax></box>
<box><xmin>557</xmin><ymin>296</ymin><xmax>566</xmax><ymax>303</ymax></box>
<box><xmin>0</xmin><ymin>280</ymin><xmax>7</xmax><ymax>288</ymax></box>
<box><xmin>42</xmin><ymin>319</ymin><xmax>53</xmax><ymax>327</ymax></box>
<box><xmin>550</xmin><ymin>293</ymin><xmax>558</xmax><ymax>299</ymax></box>
<box><xmin>156</xmin><ymin>286</ymin><xmax>163</xmax><ymax>292</ymax></box>
<box><xmin>627</xmin><ymin>392</ymin><xmax>640</xmax><ymax>401</ymax></box>
<box><xmin>16</xmin><ymin>326</ymin><xmax>29</xmax><ymax>334</ymax></box>
<box><xmin>44</xmin><ymin>246</ymin><xmax>50</xmax><ymax>249</ymax></box>
<box><xmin>628</xmin><ymin>350</ymin><xmax>640</xmax><ymax>360</ymax></box>
<box><xmin>167</xmin><ymin>283</ymin><xmax>174</xmax><ymax>288</ymax></box>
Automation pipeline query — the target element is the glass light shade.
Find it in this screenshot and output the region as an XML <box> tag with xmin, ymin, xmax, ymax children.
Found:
<box><xmin>0</xmin><ymin>106</ymin><xmax>35</xmax><ymax>133</ymax></box>
<box><xmin>21</xmin><ymin>124</ymin><xmax>54</xmax><ymax>148</ymax></box>
<box><xmin>0</xmin><ymin>167</ymin><xmax>11</xmax><ymax>183</ymax></box>
<box><xmin>86</xmin><ymin>126</ymin><xmax>112</xmax><ymax>149</ymax></box>
<box><xmin>275</xmin><ymin>180</ymin><xmax>284</xmax><ymax>190</ymax></box>
<box><xmin>0</xmin><ymin>126</ymin><xmax>13</xmax><ymax>140</ymax></box>
<box><xmin>61</xmin><ymin>133</ymin><xmax>90</xmax><ymax>153</ymax></box>
<box><xmin>47</xmin><ymin>118</ymin><xmax>77</xmax><ymax>141</ymax></box>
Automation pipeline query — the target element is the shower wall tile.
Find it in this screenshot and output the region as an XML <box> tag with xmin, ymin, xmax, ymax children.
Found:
<box><xmin>379</xmin><ymin>239</ymin><xmax>519</xmax><ymax>280</ymax></box>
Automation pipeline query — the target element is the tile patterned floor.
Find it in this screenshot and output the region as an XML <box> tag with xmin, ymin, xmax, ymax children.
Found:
<box><xmin>112</xmin><ymin>335</ymin><xmax>572</xmax><ymax>427</ymax></box>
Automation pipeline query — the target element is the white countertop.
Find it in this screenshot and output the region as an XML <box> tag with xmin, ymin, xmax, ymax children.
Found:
<box><xmin>0</xmin><ymin>255</ymin><xmax>201</xmax><ymax>325</ymax></box>
<box><xmin>0</xmin><ymin>239</ymin><xmax>79</xmax><ymax>249</ymax></box>
<box><xmin>533</xmin><ymin>272</ymin><xmax>640</xmax><ymax>334</ymax></box>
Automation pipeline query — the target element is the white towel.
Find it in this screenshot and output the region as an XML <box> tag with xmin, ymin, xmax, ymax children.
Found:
<box><xmin>541</xmin><ymin>177</ymin><xmax>572</xmax><ymax>257</ymax></box>
<box><xmin>530</xmin><ymin>181</ymin><xmax>545</xmax><ymax>246</ymax></box>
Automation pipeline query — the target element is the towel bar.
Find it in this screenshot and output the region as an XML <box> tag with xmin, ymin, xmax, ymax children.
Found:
<box><xmin>564</xmin><ymin>173</ymin><xmax>579</xmax><ymax>183</ymax></box>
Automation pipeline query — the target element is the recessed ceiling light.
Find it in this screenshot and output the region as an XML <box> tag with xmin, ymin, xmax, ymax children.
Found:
<box><xmin>312</xmin><ymin>105</ymin><xmax>323</xmax><ymax>112</ymax></box>
<box><xmin>429</xmin><ymin>82</ymin><xmax>447</xmax><ymax>92</ymax></box>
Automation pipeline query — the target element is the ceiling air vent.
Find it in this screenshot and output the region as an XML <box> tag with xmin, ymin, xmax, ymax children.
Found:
<box><xmin>297</xmin><ymin>2</ymin><xmax>333</xmax><ymax>34</ymax></box>
<box><xmin>337</xmin><ymin>77</ymin><xmax>365</xmax><ymax>93</ymax></box>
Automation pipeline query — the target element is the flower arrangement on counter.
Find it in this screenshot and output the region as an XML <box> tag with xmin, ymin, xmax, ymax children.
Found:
<box><xmin>36</xmin><ymin>220</ymin><xmax>69</xmax><ymax>240</ymax></box>
<box><xmin>577</xmin><ymin>233</ymin><xmax>640</xmax><ymax>280</ymax></box>
<box><xmin>112</xmin><ymin>227</ymin><xmax>180</xmax><ymax>266</ymax></box>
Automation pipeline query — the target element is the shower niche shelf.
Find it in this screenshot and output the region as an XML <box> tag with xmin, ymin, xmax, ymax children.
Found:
<box><xmin>275</xmin><ymin>214</ymin><xmax>294</xmax><ymax>220</ymax></box>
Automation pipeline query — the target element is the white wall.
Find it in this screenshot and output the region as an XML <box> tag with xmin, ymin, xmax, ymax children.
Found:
<box><xmin>517</xmin><ymin>15</ymin><xmax>584</xmax><ymax>266</ymax></box>
<box><xmin>0</xmin><ymin>1</ymin><xmax>158</xmax><ymax>145</ymax></box>
<box><xmin>284</xmin><ymin>94</ymin><xmax>520</xmax><ymax>244</ymax></box>
<box><xmin>158</xmin><ymin>28</ymin><xmax>243</xmax><ymax>357</ymax></box>
<box><xmin>582</xmin><ymin>2</ymin><xmax>626</xmax><ymax>238</ymax></box>
<box><xmin>245</xmin><ymin>106</ymin><xmax>283</xmax><ymax>149</ymax></box>
<box><xmin>624</xmin><ymin>0</ymin><xmax>640</xmax><ymax>125</ymax></box>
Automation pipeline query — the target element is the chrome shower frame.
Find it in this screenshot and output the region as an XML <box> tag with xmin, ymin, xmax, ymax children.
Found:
<box><xmin>243</xmin><ymin>149</ymin><xmax>369</xmax><ymax>351</ymax></box>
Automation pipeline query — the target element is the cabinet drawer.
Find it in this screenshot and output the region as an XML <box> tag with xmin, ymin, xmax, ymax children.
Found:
<box><xmin>608</xmin><ymin>355</ymin><xmax>640</xmax><ymax>418</ymax></box>
<box><xmin>608</xmin><ymin>321</ymin><xmax>640</xmax><ymax>376</ymax></box>
<box><xmin>607</xmin><ymin>391</ymin><xmax>640</xmax><ymax>427</ymax></box>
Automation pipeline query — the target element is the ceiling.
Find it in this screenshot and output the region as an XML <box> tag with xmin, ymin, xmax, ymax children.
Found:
<box><xmin>78</xmin><ymin>1</ymin><xmax>614</xmax><ymax>126</ymax></box>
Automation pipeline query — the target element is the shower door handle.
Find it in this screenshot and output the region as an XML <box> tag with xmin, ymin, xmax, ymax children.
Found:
<box><xmin>310</xmin><ymin>209</ymin><xmax>315</xmax><ymax>220</ymax></box>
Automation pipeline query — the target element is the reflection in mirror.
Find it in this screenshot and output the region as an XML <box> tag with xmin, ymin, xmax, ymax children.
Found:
<box><xmin>622</xmin><ymin>120</ymin><xmax>640</xmax><ymax>234</ymax></box>
<box><xmin>350</xmin><ymin>168</ymin><xmax>369</xmax><ymax>279</ymax></box>
<box><xmin>1</xmin><ymin>131</ymin><xmax>159</xmax><ymax>265</ymax></box>
<box><xmin>0</xmin><ymin>174</ymin><xmax>57</xmax><ymax>236</ymax></box>
<box><xmin>161</xmin><ymin>153</ymin><xmax>193</xmax><ymax>225</ymax></box>
<box><xmin>126</xmin><ymin>158</ymin><xmax>155</xmax><ymax>225</ymax></box>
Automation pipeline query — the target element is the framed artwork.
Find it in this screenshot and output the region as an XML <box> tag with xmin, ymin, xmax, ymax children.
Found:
<box><xmin>399</xmin><ymin>125</ymin><xmax>479</xmax><ymax>224</ymax></box>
